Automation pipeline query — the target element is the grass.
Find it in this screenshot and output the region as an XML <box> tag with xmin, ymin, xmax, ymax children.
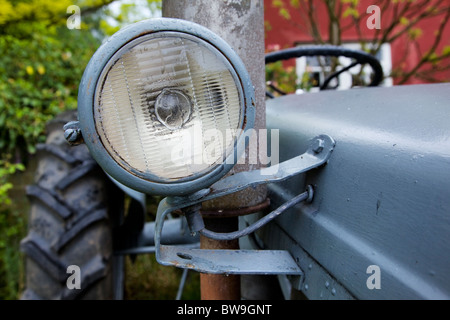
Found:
<box><xmin>124</xmin><ymin>195</ymin><xmax>201</xmax><ymax>300</ymax></box>
<box><xmin>0</xmin><ymin>231</ymin><xmax>26</xmax><ymax>300</ymax></box>
<box><xmin>124</xmin><ymin>254</ymin><xmax>200</xmax><ymax>300</ymax></box>
<box><xmin>0</xmin><ymin>161</ymin><xmax>30</xmax><ymax>300</ymax></box>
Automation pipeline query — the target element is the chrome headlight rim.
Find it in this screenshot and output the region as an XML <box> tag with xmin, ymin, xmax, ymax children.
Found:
<box><xmin>77</xmin><ymin>18</ymin><xmax>255</xmax><ymax>196</ymax></box>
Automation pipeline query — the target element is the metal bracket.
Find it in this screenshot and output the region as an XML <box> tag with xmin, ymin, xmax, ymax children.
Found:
<box><xmin>154</xmin><ymin>134</ymin><xmax>335</xmax><ymax>275</ymax></box>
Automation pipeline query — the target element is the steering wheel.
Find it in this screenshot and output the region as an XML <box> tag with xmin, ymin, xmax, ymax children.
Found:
<box><xmin>265</xmin><ymin>45</ymin><xmax>384</xmax><ymax>98</ymax></box>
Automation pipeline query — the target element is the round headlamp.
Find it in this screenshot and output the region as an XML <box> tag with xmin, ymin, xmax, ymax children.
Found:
<box><xmin>78</xmin><ymin>18</ymin><xmax>255</xmax><ymax>196</ymax></box>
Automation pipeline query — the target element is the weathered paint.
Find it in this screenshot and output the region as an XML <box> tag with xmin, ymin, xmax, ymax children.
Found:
<box><xmin>153</xmin><ymin>134</ymin><xmax>334</xmax><ymax>274</ymax></box>
<box><xmin>263</xmin><ymin>83</ymin><xmax>450</xmax><ymax>299</ymax></box>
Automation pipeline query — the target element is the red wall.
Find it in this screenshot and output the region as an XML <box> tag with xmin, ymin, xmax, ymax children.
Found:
<box><xmin>264</xmin><ymin>0</ymin><xmax>450</xmax><ymax>84</ymax></box>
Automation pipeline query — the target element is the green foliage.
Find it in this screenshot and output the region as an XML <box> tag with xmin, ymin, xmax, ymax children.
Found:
<box><xmin>124</xmin><ymin>255</ymin><xmax>200</xmax><ymax>300</ymax></box>
<box><xmin>266</xmin><ymin>61</ymin><xmax>298</xmax><ymax>96</ymax></box>
<box><xmin>0</xmin><ymin>30</ymin><xmax>98</xmax><ymax>159</ymax></box>
<box><xmin>266</xmin><ymin>60</ymin><xmax>317</xmax><ymax>96</ymax></box>
<box><xmin>0</xmin><ymin>201</ymin><xmax>27</xmax><ymax>299</ymax></box>
<box><xmin>0</xmin><ymin>162</ymin><xmax>25</xmax><ymax>209</ymax></box>
<box><xmin>0</xmin><ymin>0</ymin><xmax>111</xmax><ymax>300</ymax></box>
<box><xmin>0</xmin><ymin>0</ymin><xmax>162</xmax><ymax>202</ymax></box>
<box><xmin>0</xmin><ymin>0</ymin><xmax>165</xmax><ymax>300</ymax></box>
<box><xmin>0</xmin><ymin>162</ymin><xmax>26</xmax><ymax>300</ymax></box>
<box><xmin>0</xmin><ymin>0</ymin><xmax>101</xmax><ymax>179</ymax></box>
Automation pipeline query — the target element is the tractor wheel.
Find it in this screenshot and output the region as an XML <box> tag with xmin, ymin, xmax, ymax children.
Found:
<box><xmin>20</xmin><ymin>111</ymin><xmax>124</xmax><ymax>300</ymax></box>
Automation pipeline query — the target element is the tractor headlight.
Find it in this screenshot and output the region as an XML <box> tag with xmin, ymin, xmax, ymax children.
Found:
<box><xmin>77</xmin><ymin>18</ymin><xmax>255</xmax><ymax>196</ymax></box>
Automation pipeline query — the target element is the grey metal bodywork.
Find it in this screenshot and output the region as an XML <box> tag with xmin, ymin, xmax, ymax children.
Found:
<box><xmin>262</xmin><ymin>83</ymin><xmax>450</xmax><ymax>299</ymax></box>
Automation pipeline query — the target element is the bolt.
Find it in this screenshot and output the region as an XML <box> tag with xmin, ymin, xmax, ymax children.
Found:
<box><xmin>312</xmin><ymin>138</ymin><xmax>325</xmax><ymax>154</ymax></box>
<box><xmin>64</xmin><ymin>128</ymin><xmax>78</xmax><ymax>142</ymax></box>
<box><xmin>63</xmin><ymin>121</ymin><xmax>84</xmax><ymax>146</ymax></box>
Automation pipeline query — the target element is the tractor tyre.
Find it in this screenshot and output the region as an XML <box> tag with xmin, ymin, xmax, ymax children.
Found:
<box><xmin>20</xmin><ymin>111</ymin><xmax>124</xmax><ymax>300</ymax></box>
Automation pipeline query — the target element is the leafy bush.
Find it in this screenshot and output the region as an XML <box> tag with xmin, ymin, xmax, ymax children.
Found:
<box><xmin>0</xmin><ymin>0</ymin><xmax>102</xmax><ymax>299</ymax></box>
<box><xmin>0</xmin><ymin>28</ymin><xmax>99</xmax><ymax>161</ymax></box>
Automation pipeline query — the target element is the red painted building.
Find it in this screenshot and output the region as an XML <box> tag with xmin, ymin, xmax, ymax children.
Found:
<box><xmin>264</xmin><ymin>0</ymin><xmax>450</xmax><ymax>86</ymax></box>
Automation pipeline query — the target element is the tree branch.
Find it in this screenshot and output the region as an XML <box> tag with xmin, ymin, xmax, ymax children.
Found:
<box><xmin>307</xmin><ymin>0</ymin><xmax>325</xmax><ymax>44</ymax></box>
<box><xmin>398</xmin><ymin>6</ymin><xmax>450</xmax><ymax>84</ymax></box>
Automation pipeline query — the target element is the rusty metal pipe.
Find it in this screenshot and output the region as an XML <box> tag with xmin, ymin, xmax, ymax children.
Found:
<box><xmin>200</xmin><ymin>217</ymin><xmax>240</xmax><ymax>300</ymax></box>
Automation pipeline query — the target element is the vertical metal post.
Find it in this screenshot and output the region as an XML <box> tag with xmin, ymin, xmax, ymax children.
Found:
<box><xmin>162</xmin><ymin>0</ymin><xmax>266</xmax><ymax>300</ymax></box>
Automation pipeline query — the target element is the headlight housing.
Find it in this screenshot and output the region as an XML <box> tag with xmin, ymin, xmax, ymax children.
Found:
<box><xmin>77</xmin><ymin>18</ymin><xmax>255</xmax><ymax>196</ymax></box>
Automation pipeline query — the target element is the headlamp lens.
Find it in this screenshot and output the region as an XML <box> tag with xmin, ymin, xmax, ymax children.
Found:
<box><xmin>94</xmin><ymin>32</ymin><xmax>243</xmax><ymax>181</ymax></box>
